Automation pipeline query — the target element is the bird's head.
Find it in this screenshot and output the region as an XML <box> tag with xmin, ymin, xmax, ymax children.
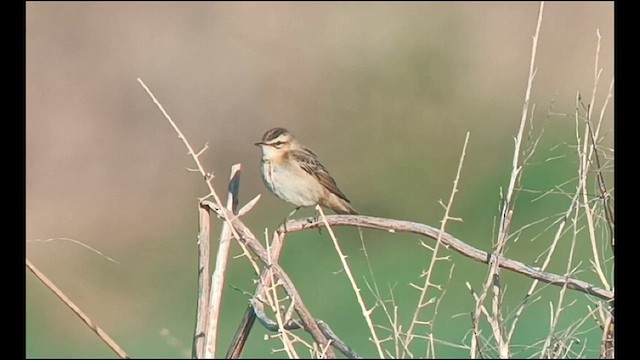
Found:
<box><xmin>255</xmin><ymin>127</ymin><xmax>299</xmax><ymax>159</ymax></box>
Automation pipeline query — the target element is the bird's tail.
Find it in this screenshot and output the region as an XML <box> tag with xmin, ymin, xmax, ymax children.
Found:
<box><xmin>337</xmin><ymin>203</ymin><xmax>359</xmax><ymax>215</ymax></box>
<box><xmin>323</xmin><ymin>196</ymin><xmax>358</xmax><ymax>215</ymax></box>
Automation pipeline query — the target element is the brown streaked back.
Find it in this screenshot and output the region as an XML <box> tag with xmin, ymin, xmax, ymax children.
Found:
<box><xmin>289</xmin><ymin>148</ymin><xmax>352</xmax><ymax>203</ymax></box>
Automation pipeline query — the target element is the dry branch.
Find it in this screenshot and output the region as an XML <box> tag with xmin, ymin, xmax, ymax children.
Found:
<box><xmin>317</xmin><ymin>205</ymin><xmax>384</xmax><ymax>358</ymax></box>
<box><xmin>192</xmin><ymin>205</ymin><xmax>211</xmax><ymax>358</ymax></box>
<box><xmin>204</xmin><ymin>164</ymin><xmax>242</xmax><ymax>358</ymax></box>
<box><xmin>601</xmin><ymin>314</ymin><xmax>614</xmax><ymax>358</ymax></box>
<box><xmin>281</xmin><ymin>215</ymin><xmax>613</xmax><ymax>301</ymax></box>
<box><xmin>249</xmin><ymin>297</ymin><xmax>362</xmax><ymax>359</ymax></box>
<box><xmin>138</xmin><ymin>79</ymin><xmax>263</xmax><ymax>358</ymax></box>
<box><xmin>226</xmin><ymin>228</ymin><xmax>287</xmax><ymax>358</ymax></box>
<box><xmin>216</xmin><ymin>207</ymin><xmax>611</xmax><ymax>358</ymax></box>
<box><xmin>26</xmin><ymin>259</ymin><xmax>129</xmax><ymax>359</ymax></box>
<box><xmin>225</xmin><ymin>303</ymin><xmax>257</xmax><ymax>359</ymax></box>
<box><xmin>203</xmin><ymin>202</ymin><xmax>336</xmax><ymax>358</ymax></box>
<box><xmin>405</xmin><ymin>132</ymin><xmax>469</xmax><ymax>358</ymax></box>
<box><xmin>577</xmin><ymin>28</ymin><xmax>612</xmax><ymax>292</ymax></box>
<box><xmin>138</xmin><ymin>78</ymin><xmax>336</xmax><ymax>358</ymax></box>
<box><xmin>480</xmin><ymin>4</ymin><xmax>542</xmax><ymax>356</ymax></box>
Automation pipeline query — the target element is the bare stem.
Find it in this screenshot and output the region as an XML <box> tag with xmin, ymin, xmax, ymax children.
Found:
<box><xmin>225</xmin><ymin>229</ymin><xmax>287</xmax><ymax>358</ymax></box>
<box><xmin>204</xmin><ymin>164</ymin><xmax>242</xmax><ymax>358</ymax></box>
<box><xmin>205</xmin><ymin>203</ymin><xmax>336</xmax><ymax>358</ymax></box>
<box><xmin>137</xmin><ymin>78</ymin><xmax>257</xmax><ymax>358</ymax></box>
<box><xmin>192</xmin><ymin>205</ymin><xmax>211</xmax><ymax>358</ymax></box>
<box><xmin>577</xmin><ymin>30</ymin><xmax>612</xmax><ymax>290</ymax></box>
<box><xmin>317</xmin><ymin>205</ymin><xmax>385</xmax><ymax>358</ymax></box>
<box><xmin>404</xmin><ymin>132</ymin><xmax>469</xmax><ymax>356</ymax></box>
<box><xmin>26</xmin><ymin>259</ymin><xmax>129</xmax><ymax>359</ymax></box>
<box><xmin>136</xmin><ymin>78</ymin><xmax>238</xmax><ymax>242</ymax></box>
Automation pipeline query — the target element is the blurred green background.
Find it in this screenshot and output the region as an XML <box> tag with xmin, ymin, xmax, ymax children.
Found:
<box><xmin>26</xmin><ymin>2</ymin><xmax>613</xmax><ymax>358</ymax></box>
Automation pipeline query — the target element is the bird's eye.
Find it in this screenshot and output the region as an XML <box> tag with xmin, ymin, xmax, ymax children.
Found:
<box><xmin>273</xmin><ymin>141</ymin><xmax>283</xmax><ymax>147</ymax></box>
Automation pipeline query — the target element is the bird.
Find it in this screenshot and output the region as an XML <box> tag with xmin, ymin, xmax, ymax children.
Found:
<box><xmin>254</xmin><ymin>127</ymin><xmax>358</xmax><ymax>216</ymax></box>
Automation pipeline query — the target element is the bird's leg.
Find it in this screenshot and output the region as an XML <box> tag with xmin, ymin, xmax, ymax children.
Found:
<box><xmin>313</xmin><ymin>208</ymin><xmax>323</xmax><ymax>235</ymax></box>
<box><xmin>281</xmin><ymin>206</ymin><xmax>301</xmax><ymax>232</ymax></box>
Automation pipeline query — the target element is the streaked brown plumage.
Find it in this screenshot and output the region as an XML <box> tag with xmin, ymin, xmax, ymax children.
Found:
<box><xmin>255</xmin><ymin>127</ymin><xmax>358</xmax><ymax>215</ymax></box>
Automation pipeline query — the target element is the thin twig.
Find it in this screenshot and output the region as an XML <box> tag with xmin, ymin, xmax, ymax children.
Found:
<box><xmin>405</xmin><ymin>132</ymin><xmax>469</xmax><ymax>357</ymax></box>
<box><xmin>269</xmin><ymin>281</ymin><xmax>299</xmax><ymax>357</ymax></box>
<box><xmin>264</xmin><ymin>231</ymin><xmax>299</xmax><ymax>358</ymax></box>
<box><xmin>226</xmin><ymin>229</ymin><xmax>287</xmax><ymax>358</ymax></box>
<box><xmin>506</xmin><ymin>167</ymin><xmax>582</xmax><ymax>343</ymax></box>
<box><xmin>487</xmin><ymin>6</ymin><xmax>544</xmax><ymax>352</ymax></box>
<box><xmin>467</xmin><ymin>282</ymin><xmax>497</xmax><ymax>358</ymax></box>
<box><xmin>136</xmin><ymin>78</ymin><xmax>239</xmax><ymax>246</ymax></box>
<box><xmin>361</xmin><ymin>241</ymin><xmax>412</xmax><ymax>358</ymax></box>
<box><xmin>26</xmin><ymin>259</ymin><xmax>129</xmax><ymax>359</ymax></box>
<box><xmin>540</xmin><ymin>191</ymin><xmax>581</xmax><ymax>358</ymax></box>
<box><xmin>501</xmin><ymin>0</ymin><xmax>544</xmax><ymax>216</ymax></box>
<box><xmin>26</xmin><ymin>238</ymin><xmax>119</xmax><ymax>264</ymax></box>
<box><xmin>426</xmin><ymin>262</ymin><xmax>456</xmax><ymax>358</ymax></box>
<box><xmin>317</xmin><ymin>205</ymin><xmax>385</xmax><ymax>358</ymax></box>
<box><xmin>590</xmin><ymin>79</ymin><xmax>614</xmax><ymax>252</ymax></box>
<box><xmin>473</xmin><ymin>210</ymin><xmax>511</xmax><ymax>359</ymax></box>
<box><xmin>137</xmin><ymin>78</ymin><xmax>259</xmax><ymax>358</ymax></box>
<box><xmin>577</xmin><ymin>30</ymin><xmax>611</xmax><ymax>291</ymax></box>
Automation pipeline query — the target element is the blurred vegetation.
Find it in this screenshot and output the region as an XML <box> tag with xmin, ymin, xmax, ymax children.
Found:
<box><xmin>27</xmin><ymin>2</ymin><xmax>613</xmax><ymax>358</ymax></box>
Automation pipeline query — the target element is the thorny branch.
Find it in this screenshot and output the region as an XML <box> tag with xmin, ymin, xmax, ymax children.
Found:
<box><xmin>203</xmin><ymin>201</ymin><xmax>336</xmax><ymax>359</ymax></box>
<box><xmin>281</xmin><ymin>215</ymin><xmax>612</xmax><ymax>302</ymax></box>
<box><xmin>250</xmin><ymin>298</ymin><xmax>362</xmax><ymax>359</ymax></box>
<box><xmin>221</xmin><ymin>211</ymin><xmax>612</xmax><ymax>358</ymax></box>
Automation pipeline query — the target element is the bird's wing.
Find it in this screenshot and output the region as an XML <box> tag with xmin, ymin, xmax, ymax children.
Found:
<box><xmin>290</xmin><ymin>148</ymin><xmax>351</xmax><ymax>203</ymax></box>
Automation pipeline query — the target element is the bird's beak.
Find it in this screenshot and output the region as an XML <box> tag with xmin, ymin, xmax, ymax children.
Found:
<box><xmin>254</xmin><ymin>142</ymin><xmax>264</xmax><ymax>146</ymax></box>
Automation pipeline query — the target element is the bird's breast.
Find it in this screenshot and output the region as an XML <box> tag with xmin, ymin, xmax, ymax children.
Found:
<box><xmin>261</xmin><ymin>159</ymin><xmax>323</xmax><ymax>207</ymax></box>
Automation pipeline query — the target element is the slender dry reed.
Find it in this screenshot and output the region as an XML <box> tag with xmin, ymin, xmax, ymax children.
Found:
<box><xmin>26</xmin><ymin>259</ymin><xmax>129</xmax><ymax>359</ymax></box>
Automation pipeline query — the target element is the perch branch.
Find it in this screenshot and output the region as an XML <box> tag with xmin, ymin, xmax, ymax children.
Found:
<box><xmin>281</xmin><ymin>215</ymin><xmax>613</xmax><ymax>301</ymax></box>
